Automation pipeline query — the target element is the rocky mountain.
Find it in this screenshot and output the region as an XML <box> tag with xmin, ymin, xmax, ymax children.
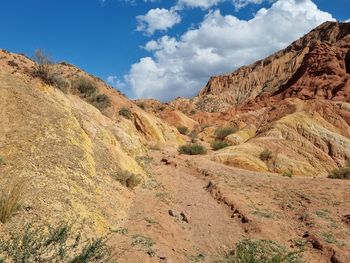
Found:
<box><xmin>140</xmin><ymin>21</ymin><xmax>350</xmax><ymax>177</ymax></box>
<box><xmin>198</xmin><ymin>21</ymin><xmax>350</xmax><ymax>111</ymax></box>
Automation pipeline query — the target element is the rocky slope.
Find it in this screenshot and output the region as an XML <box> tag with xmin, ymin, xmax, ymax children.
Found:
<box><xmin>0</xmin><ymin>49</ymin><xmax>183</xmax><ymax>235</ymax></box>
<box><xmin>140</xmin><ymin>22</ymin><xmax>350</xmax><ymax>177</ymax></box>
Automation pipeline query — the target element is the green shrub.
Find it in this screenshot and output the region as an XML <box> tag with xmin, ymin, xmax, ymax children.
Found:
<box><xmin>218</xmin><ymin>239</ymin><xmax>305</xmax><ymax>263</ymax></box>
<box><xmin>178</xmin><ymin>144</ymin><xmax>207</xmax><ymax>155</ymax></box>
<box><xmin>73</xmin><ymin>77</ymin><xmax>98</xmax><ymax>98</ymax></box>
<box><xmin>215</xmin><ymin>127</ymin><xmax>238</xmax><ymax>140</ymax></box>
<box><xmin>0</xmin><ymin>181</ymin><xmax>24</xmax><ymax>223</ymax></box>
<box><xmin>328</xmin><ymin>165</ymin><xmax>350</xmax><ymax>180</ymax></box>
<box><xmin>0</xmin><ymin>223</ymin><xmax>113</xmax><ymax>263</ymax></box>
<box><xmin>119</xmin><ymin>107</ymin><xmax>133</xmax><ymax>120</ymax></box>
<box><xmin>90</xmin><ymin>94</ymin><xmax>112</xmax><ymax>111</ymax></box>
<box><xmin>259</xmin><ymin>149</ymin><xmax>273</xmax><ymax>162</ymax></box>
<box><xmin>112</xmin><ymin>170</ymin><xmax>141</xmax><ymax>189</ymax></box>
<box><xmin>211</xmin><ymin>141</ymin><xmax>230</xmax><ymax>151</ymax></box>
<box><xmin>137</xmin><ymin>102</ymin><xmax>145</xmax><ymax>110</ymax></box>
<box><xmin>177</xmin><ymin>126</ymin><xmax>189</xmax><ymax>135</ymax></box>
<box><xmin>282</xmin><ymin>170</ymin><xmax>293</xmax><ymax>178</ymax></box>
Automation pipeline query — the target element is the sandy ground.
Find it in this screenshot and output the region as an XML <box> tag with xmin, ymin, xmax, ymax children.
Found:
<box><xmin>110</xmin><ymin>146</ymin><xmax>350</xmax><ymax>263</ymax></box>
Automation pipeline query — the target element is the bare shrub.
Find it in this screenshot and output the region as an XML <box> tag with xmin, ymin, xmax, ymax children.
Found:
<box><xmin>0</xmin><ymin>180</ymin><xmax>25</xmax><ymax>223</ymax></box>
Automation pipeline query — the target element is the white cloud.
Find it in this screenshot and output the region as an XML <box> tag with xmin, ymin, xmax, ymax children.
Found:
<box><xmin>136</xmin><ymin>8</ymin><xmax>181</xmax><ymax>35</ymax></box>
<box><xmin>176</xmin><ymin>0</ymin><xmax>222</xmax><ymax>9</ymax></box>
<box><xmin>176</xmin><ymin>0</ymin><xmax>271</xmax><ymax>10</ymax></box>
<box><xmin>107</xmin><ymin>75</ymin><xmax>126</xmax><ymax>88</ymax></box>
<box><xmin>344</xmin><ymin>18</ymin><xmax>350</xmax><ymax>22</ymax></box>
<box><xmin>126</xmin><ymin>0</ymin><xmax>334</xmax><ymax>101</ymax></box>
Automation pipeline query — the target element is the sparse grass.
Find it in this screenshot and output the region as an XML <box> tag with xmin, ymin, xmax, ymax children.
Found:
<box><xmin>315</xmin><ymin>209</ymin><xmax>330</xmax><ymax>220</ymax></box>
<box><xmin>112</xmin><ymin>170</ymin><xmax>141</xmax><ymax>189</ymax></box>
<box><xmin>0</xmin><ymin>180</ymin><xmax>25</xmax><ymax>223</ymax></box>
<box><xmin>132</xmin><ymin>234</ymin><xmax>156</xmax><ymax>256</ymax></box>
<box><xmin>0</xmin><ymin>222</ymin><xmax>113</xmax><ymax>262</ymax></box>
<box><xmin>328</xmin><ymin>165</ymin><xmax>350</xmax><ymax>180</ymax></box>
<box><xmin>178</xmin><ymin>144</ymin><xmax>207</xmax><ymax>155</ymax></box>
<box><xmin>144</xmin><ymin>217</ymin><xmax>158</xmax><ymax>225</ymax></box>
<box><xmin>135</xmin><ymin>155</ymin><xmax>153</xmax><ymax>169</ymax></box>
<box><xmin>112</xmin><ymin>227</ymin><xmax>128</xmax><ymax>235</ymax></box>
<box><xmin>321</xmin><ymin>232</ymin><xmax>336</xmax><ymax>244</ymax></box>
<box><xmin>211</xmin><ymin>140</ymin><xmax>230</xmax><ymax>151</ymax></box>
<box><xmin>251</xmin><ymin>208</ymin><xmax>276</xmax><ymax>219</ymax></box>
<box><xmin>282</xmin><ymin>170</ymin><xmax>293</xmax><ymax>178</ymax></box>
<box><xmin>259</xmin><ymin>149</ymin><xmax>273</xmax><ymax>162</ymax></box>
<box><xmin>177</xmin><ymin>126</ymin><xmax>189</xmax><ymax>135</ymax></box>
<box><xmin>0</xmin><ymin>156</ymin><xmax>5</xmax><ymax>165</ymax></box>
<box><xmin>214</xmin><ymin>126</ymin><xmax>238</xmax><ymax>140</ymax></box>
<box><xmin>119</xmin><ymin>107</ymin><xmax>133</xmax><ymax>120</ymax></box>
<box><xmin>217</xmin><ymin>239</ymin><xmax>305</xmax><ymax>263</ymax></box>
<box><xmin>155</xmin><ymin>192</ymin><xmax>171</xmax><ymax>204</ymax></box>
<box><xmin>190</xmin><ymin>253</ymin><xmax>206</xmax><ymax>262</ymax></box>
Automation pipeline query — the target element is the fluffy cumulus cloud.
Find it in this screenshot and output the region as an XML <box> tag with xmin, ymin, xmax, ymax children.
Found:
<box><xmin>136</xmin><ymin>8</ymin><xmax>181</xmax><ymax>35</ymax></box>
<box><xmin>126</xmin><ymin>0</ymin><xmax>334</xmax><ymax>101</ymax></box>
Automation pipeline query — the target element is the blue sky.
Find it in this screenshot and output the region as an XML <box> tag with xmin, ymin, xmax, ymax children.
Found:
<box><xmin>0</xmin><ymin>0</ymin><xmax>349</xmax><ymax>101</ymax></box>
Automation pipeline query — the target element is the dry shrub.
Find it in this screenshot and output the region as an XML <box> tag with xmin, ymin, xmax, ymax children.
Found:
<box><xmin>0</xmin><ymin>180</ymin><xmax>25</xmax><ymax>223</ymax></box>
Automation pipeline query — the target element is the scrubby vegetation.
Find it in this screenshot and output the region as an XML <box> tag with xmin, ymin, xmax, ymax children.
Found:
<box><xmin>0</xmin><ymin>181</ymin><xmax>24</xmax><ymax>223</ymax></box>
<box><xmin>132</xmin><ymin>234</ymin><xmax>156</xmax><ymax>256</ymax></box>
<box><xmin>282</xmin><ymin>170</ymin><xmax>293</xmax><ymax>178</ymax></box>
<box><xmin>211</xmin><ymin>141</ymin><xmax>230</xmax><ymax>151</ymax></box>
<box><xmin>0</xmin><ymin>223</ymin><xmax>113</xmax><ymax>263</ymax></box>
<box><xmin>91</xmin><ymin>94</ymin><xmax>112</xmax><ymax>111</ymax></box>
<box><xmin>136</xmin><ymin>102</ymin><xmax>145</xmax><ymax>110</ymax></box>
<box><xmin>215</xmin><ymin>126</ymin><xmax>238</xmax><ymax>140</ymax></box>
<box><xmin>72</xmin><ymin>77</ymin><xmax>111</xmax><ymax>111</ymax></box>
<box><xmin>177</xmin><ymin>126</ymin><xmax>189</xmax><ymax>135</ymax></box>
<box><xmin>259</xmin><ymin>149</ymin><xmax>273</xmax><ymax>162</ymax></box>
<box><xmin>217</xmin><ymin>239</ymin><xmax>304</xmax><ymax>263</ymax></box>
<box><xmin>73</xmin><ymin>77</ymin><xmax>98</xmax><ymax>98</ymax></box>
<box><xmin>119</xmin><ymin>107</ymin><xmax>133</xmax><ymax>120</ymax></box>
<box><xmin>32</xmin><ymin>49</ymin><xmax>71</xmax><ymax>93</ymax></box>
<box><xmin>178</xmin><ymin>144</ymin><xmax>207</xmax><ymax>155</ymax></box>
<box><xmin>328</xmin><ymin>164</ymin><xmax>350</xmax><ymax>180</ymax></box>
<box><xmin>112</xmin><ymin>170</ymin><xmax>141</xmax><ymax>189</ymax></box>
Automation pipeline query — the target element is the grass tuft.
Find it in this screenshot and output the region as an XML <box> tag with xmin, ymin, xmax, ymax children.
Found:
<box><xmin>0</xmin><ymin>180</ymin><xmax>25</xmax><ymax>224</ymax></box>
<box><xmin>112</xmin><ymin>170</ymin><xmax>142</xmax><ymax>189</ymax></box>
<box><xmin>178</xmin><ymin>144</ymin><xmax>207</xmax><ymax>155</ymax></box>
<box><xmin>217</xmin><ymin>239</ymin><xmax>305</xmax><ymax>263</ymax></box>
<box><xmin>214</xmin><ymin>127</ymin><xmax>238</xmax><ymax>140</ymax></box>
<box><xmin>211</xmin><ymin>141</ymin><xmax>230</xmax><ymax>151</ymax></box>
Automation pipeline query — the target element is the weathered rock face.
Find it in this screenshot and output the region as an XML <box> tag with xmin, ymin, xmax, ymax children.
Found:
<box><xmin>159</xmin><ymin>22</ymin><xmax>350</xmax><ymax>177</ymax></box>
<box><xmin>198</xmin><ymin>22</ymin><xmax>350</xmax><ymax>111</ymax></box>
<box><xmin>0</xmin><ymin>49</ymin><xmax>182</xmax><ymax>234</ymax></box>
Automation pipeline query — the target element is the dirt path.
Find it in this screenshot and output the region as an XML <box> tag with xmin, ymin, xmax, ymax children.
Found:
<box><xmin>113</xmin><ymin>149</ymin><xmax>245</xmax><ymax>263</ymax></box>
<box><xmin>111</xmin><ymin>148</ymin><xmax>350</xmax><ymax>263</ymax></box>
